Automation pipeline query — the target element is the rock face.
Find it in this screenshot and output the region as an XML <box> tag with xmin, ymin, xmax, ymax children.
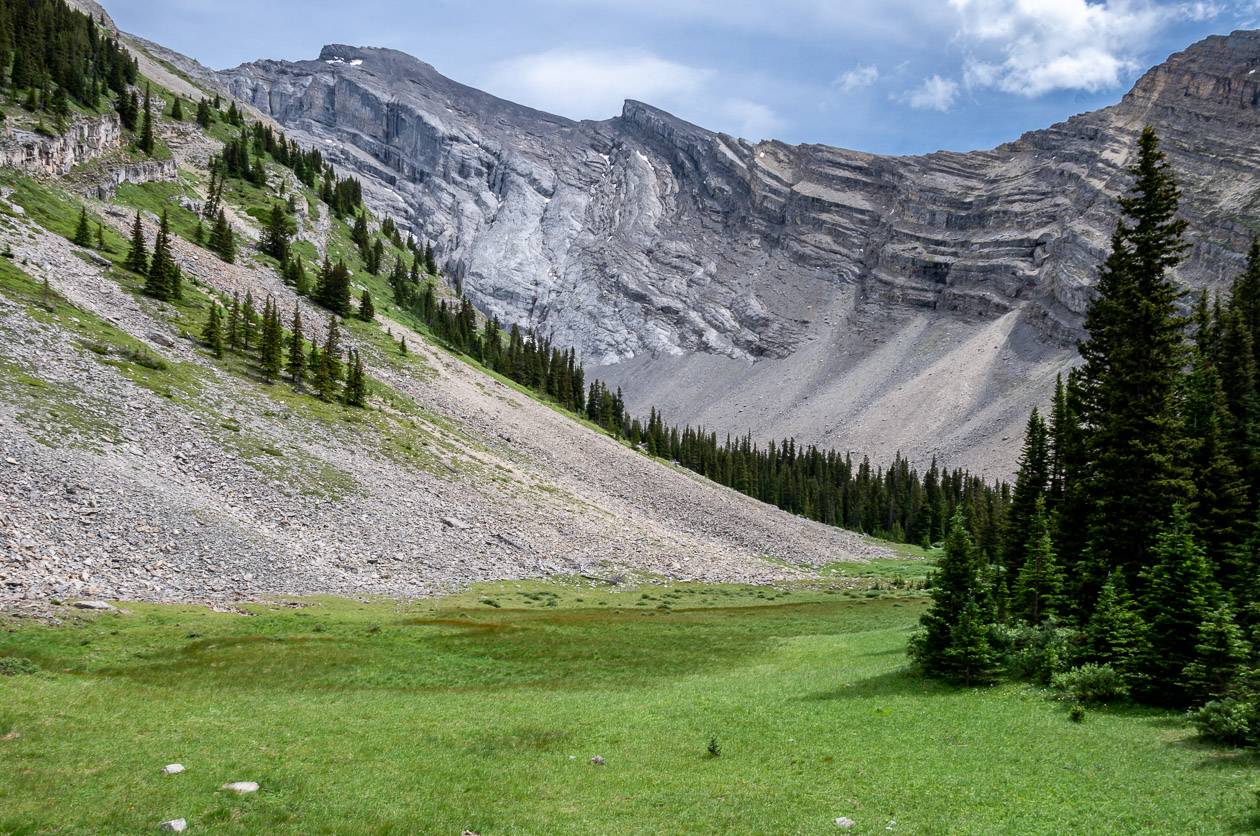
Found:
<box><xmin>215</xmin><ymin>33</ymin><xmax>1260</xmax><ymax>475</ymax></box>
<box><xmin>0</xmin><ymin>114</ymin><xmax>122</xmax><ymax>176</ymax></box>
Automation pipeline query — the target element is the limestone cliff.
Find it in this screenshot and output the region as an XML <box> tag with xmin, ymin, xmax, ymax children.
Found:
<box><xmin>214</xmin><ymin>33</ymin><xmax>1260</xmax><ymax>475</ymax></box>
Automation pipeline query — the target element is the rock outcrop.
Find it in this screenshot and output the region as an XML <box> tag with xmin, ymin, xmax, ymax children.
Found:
<box><xmin>0</xmin><ymin>114</ymin><xmax>122</xmax><ymax>177</ymax></box>
<box><xmin>212</xmin><ymin>33</ymin><xmax>1260</xmax><ymax>475</ymax></box>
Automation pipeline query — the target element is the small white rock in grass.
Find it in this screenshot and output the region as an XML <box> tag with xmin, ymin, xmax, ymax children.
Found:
<box><xmin>161</xmin><ymin>764</ymin><xmax>185</xmax><ymax>775</ymax></box>
<box><xmin>834</xmin><ymin>817</ymin><xmax>856</xmax><ymax>829</ymax></box>
<box><xmin>222</xmin><ymin>781</ymin><xmax>258</xmax><ymax>793</ymax></box>
<box><xmin>590</xmin><ymin>755</ymin><xmax>606</xmax><ymax>766</ymax></box>
<box><xmin>159</xmin><ymin>819</ymin><xmax>187</xmax><ymax>832</ymax></box>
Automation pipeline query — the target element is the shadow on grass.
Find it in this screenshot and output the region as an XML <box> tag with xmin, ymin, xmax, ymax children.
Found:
<box><xmin>802</xmin><ymin>667</ymin><xmax>959</xmax><ymax>701</ymax></box>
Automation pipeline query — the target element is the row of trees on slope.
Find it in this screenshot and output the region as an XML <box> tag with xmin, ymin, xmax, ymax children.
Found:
<box><xmin>913</xmin><ymin>127</ymin><xmax>1260</xmax><ymax>750</ymax></box>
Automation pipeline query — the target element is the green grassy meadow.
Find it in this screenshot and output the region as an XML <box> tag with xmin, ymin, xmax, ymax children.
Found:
<box><xmin>1</xmin><ymin>578</ymin><xmax>1256</xmax><ymax>834</ymax></box>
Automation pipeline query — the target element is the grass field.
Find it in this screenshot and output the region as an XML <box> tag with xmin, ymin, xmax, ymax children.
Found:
<box><xmin>1</xmin><ymin>577</ymin><xmax>1256</xmax><ymax>834</ymax></box>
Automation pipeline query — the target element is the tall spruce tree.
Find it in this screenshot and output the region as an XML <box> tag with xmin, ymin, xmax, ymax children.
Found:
<box><xmin>1184</xmin><ymin>345</ymin><xmax>1250</xmax><ymax>587</ymax></box>
<box><xmin>241</xmin><ymin>292</ymin><xmax>257</xmax><ymax>352</ymax></box>
<box><xmin>201</xmin><ymin>301</ymin><xmax>223</xmax><ymax>358</ymax></box>
<box><xmin>315</xmin><ymin>315</ymin><xmax>341</xmax><ymax>401</ymax></box>
<box><xmin>1075</xmin><ymin>127</ymin><xmax>1191</xmax><ymax>599</ymax></box>
<box><xmin>72</xmin><ymin>206</ymin><xmax>91</xmax><ymax>246</ymax></box>
<box><xmin>1141</xmin><ymin>505</ymin><xmax>1220</xmax><ymax>705</ymax></box>
<box><xmin>138</xmin><ymin>83</ymin><xmax>154</xmax><ymax>154</ymax></box>
<box><xmin>1012</xmin><ymin>497</ymin><xmax>1065</xmax><ymax>624</ymax></box>
<box><xmin>286</xmin><ymin>307</ymin><xmax>306</xmax><ymax>387</ymax></box>
<box><xmin>911</xmin><ymin>512</ymin><xmax>996</xmax><ymax>680</ymax></box>
<box><xmin>1084</xmin><ymin>569</ymin><xmax>1150</xmax><ymax>689</ymax></box>
<box><xmin>1003</xmin><ymin>408</ymin><xmax>1050</xmax><ymax>583</ymax></box>
<box><xmin>344</xmin><ymin>349</ymin><xmax>367</xmax><ymax>407</ymax></box>
<box><xmin>123</xmin><ymin>211</ymin><xmax>148</xmax><ymax>274</ymax></box>
<box><xmin>357</xmin><ymin>289</ymin><xmax>375</xmax><ymax>322</ymax></box>
<box><xmin>1180</xmin><ymin>606</ymin><xmax>1251</xmax><ymax>705</ymax></box>
<box><xmin>144</xmin><ymin>211</ymin><xmax>180</xmax><ymax>301</ymax></box>
<box><xmin>259</xmin><ymin>297</ymin><xmax>283</xmax><ymax>383</ymax></box>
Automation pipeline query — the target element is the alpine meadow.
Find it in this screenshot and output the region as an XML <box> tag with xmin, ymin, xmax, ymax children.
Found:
<box><xmin>2</xmin><ymin>0</ymin><xmax>1260</xmax><ymax>833</ymax></box>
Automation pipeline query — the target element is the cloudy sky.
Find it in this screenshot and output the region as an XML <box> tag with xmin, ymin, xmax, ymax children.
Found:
<box><xmin>108</xmin><ymin>0</ymin><xmax>1260</xmax><ymax>154</ymax></box>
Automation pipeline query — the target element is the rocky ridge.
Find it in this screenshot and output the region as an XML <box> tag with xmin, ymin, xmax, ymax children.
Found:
<box><xmin>207</xmin><ymin>32</ymin><xmax>1260</xmax><ymax>475</ymax></box>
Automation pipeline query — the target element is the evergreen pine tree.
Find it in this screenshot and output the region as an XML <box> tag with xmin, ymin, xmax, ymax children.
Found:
<box><xmin>260</xmin><ymin>203</ymin><xmax>292</xmax><ymax>261</ymax></box>
<box><xmin>358</xmin><ymin>290</ymin><xmax>375</xmax><ymax>322</ymax></box>
<box><xmin>1084</xmin><ymin>569</ymin><xmax>1150</xmax><ymax>689</ymax></box>
<box><xmin>227</xmin><ymin>293</ymin><xmax>241</xmax><ymax>350</ymax></box>
<box><xmin>95</xmin><ymin>223</ymin><xmax>108</xmax><ymax>252</ymax></box>
<box><xmin>286</xmin><ymin>307</ymin><xmax>306</xmax><ymax>387</ymax></box>
<box><xmin>941</xmin><ymin>599</ymin><xmax>1002</xmax><ymax>687</ymax></box>
<box><xmin>259</xmin><ymin>297</ymin><xmax>283</xmax><ymax>383</ymax></box>
<box><xmin>201</xmin><ymin>301</ymin><xmax>223</xmax><ymax>358</ymax></box>
<box><xmin>209</xmin><ymin>210</ymin><xmax>236</xmax><ymax>263</ymax></box>
<box><xmin>123</xmin><ymin>211</ymin><xmax>148</xmax><ymax>274</ymax></box>
<box><xmin>1141</xmin><ymin>505</ymin><xmax>1220</xmax><ymax>705</ymax></box>
<box><xmin>1002</xmin><ymin>408</ymin><xmax>1050</xmax><ymax>583</ymax></box>
<box><xmin>144</xmin><ymin>211</ymin><xmax>180</xmax><ymax>301</ymax></box>
<box><xmin>241</xmin><ymin>292</ymin><xmax>257</xmax><ymax>352</ymax></box>
<box><xmin>1184</xmin><ymin>345</ymin><xmax>1251</xmax><ymax>587</ymax></box>
<box><xmin>1181</xmin><ymin>606</ymin><xmax>1251</xmax><ymax>704</ymax></box>
<box><xmin>138</xmin><ymin>83</ymin><xmax>154</xmax><ymax>154</ymax></box>
<box><xmin>315</xmin><ymin>316</ymin><xmax>341</xmax><ymax>401</ymax></box>
<box><xmin>911</xmin><ymin>512</ymin><xmax>995</xmax><ymax>680</ymax></box>
<box><xmin>344</xmin><ymin>349</ymin><xmax>367</xmax><ymax>407</ymax></box>
<box><xmin>170</xmin><ymin>96</ymin><xmax>183</xmax><ymax>120</ymax></box>
<box><xmin>1012</xmin><ymin>497</ymin><xmax>1065</xmax><ymax>623</ymax></box>
<box><xmin>195</xmin><ymin>98</ymin><xmax>212</xmax><ymax>128</ymax></box>
<box><xmin>1075</xmin><ymin>127</ymin><xmax>1191</xmax><ymax>601</ymax></box>
<box><xmin>72</xmin><ymin>206</ymin><xmax>91</xmax><ymax>246</ymax></box>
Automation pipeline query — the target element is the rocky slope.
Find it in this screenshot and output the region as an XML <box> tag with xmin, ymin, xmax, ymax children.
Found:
<box><xmin>205</xmin><ymin>32</ymin><xmax>1260</xmax><ymax>476</ymax></box>
<box><xmin>0</xmin><ymin>75</ymin><xmax>887</xmax><ymax>607</ymax></box>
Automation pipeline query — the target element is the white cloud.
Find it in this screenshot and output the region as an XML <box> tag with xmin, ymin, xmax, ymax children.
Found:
<box><xmin>482</xmin><ymin>47</ymin><xmax>784</xmax><ymax>140</ymax></box>
<box><xmin>902</xmin><ymin>75</ymin><xmax>961</xmax><ymax>111</ymax></box>
<box><xmin>484</xmin><ymin>48</ymin><xmax>713</xmax><ymax>119</ymax></box>
<box><xmin>949</xmin><ymin>0</ymin><xmax>1228</xmax><ymax>97</ymax></box>
<box><xmin>836</xmin><ymin>64</ymin><xmax>880</xmax><ymax>92</ymax></box>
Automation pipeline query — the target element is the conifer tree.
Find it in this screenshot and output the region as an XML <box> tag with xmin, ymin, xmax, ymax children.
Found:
<box><xmin>123</xmin><ymin>211</ymin><xmax>148</xmax><ymax>274</ymax></box>
<box><xmin>202</xmin><ymin>301</ymin><xmax>223</xmax><ymax>358</ymax></box>
<box><xmin>357</xmin><ymin>289</ymin><xmax>375</xmax><ymax>322</ymax></box>
<box><xmin>1217</xmin><ymin>302</ymin><xmax>1260</xmax><ymax>497</ymax></box>
<box><xmin>259</xmin><ymin>297</ymin><xmax>283</xmax><ymax>383</ymax></box>
<box><xmin>1181</xmin><ymin>606</ymin><xmax>1251</xmax><ymax>704</ymax></box>
<box><xmin>227</xmin><ymin>293</ymin><xmax>241</xmax><ymax>350</ymax></box>
<box><xmin>912</xmin><ymin>513</ymin><xmax>996</xmax><ymax>680</ymax></box>
<box><xmin>315</xmin><ymin>316</ymin><xmax>341</xmax><ymax>401</ymax></box>
<box><xmin>138</xmin><ymin>83</ymin><xmax>154</xmax><ymax>154</ymax></box>
<box><xmin>942</xmin><ymin>599</ymin><xmax>1002</xmax><ymax>687</ymax></box>
<box><xmin>170</xmin><ymin>96</ymin><xmax>183</xmax><ymax>120</ymax></box>
<box><xmin>144</xmin><ymin>211</ymin><xmax>180</xmax><ymax>301</ymax></box>
<box><xmin>314</xmin><ymin>258</ymin><xmax>351</xmax><ymax>316</ymax></box>
<box><xmin>260</xmin><ymin>203</ymin><xmax>292</xmax><ymax>261</ymax></box>
<box><xmin>95</xmin><ymin>223</ymin><xmax>108</xmax><ymax>252</ymax></box>
<box><xmin>1075</xmin><ymin>127</ymin><xmax>1190</xmax><ymax>598</ymax></box>
<box><xmin>1084</xmin><ymin>569</ymin><xmax>1150</xmax><ymax>688</ymax></box>
<box><xmin>1003</xmin><ymin>408</ymin><xmax>1050</xmax><ymax>583</ymax></box>
<box><xmin>241</xmin><ymin>292</ymin><xmax>257</xmax><ymax>352</ymax></box>
<box><xmin>1184</xmin><ymin>347</ymin><xmax>1250</xmax><ymax>586</ymax></box>
<box><xmin>195</xmin><ymin>98</ymin><xmax>212</xmax><ymax>128</ymax></box>
<box><xmin>289</xmin><ymin>255</ymin><xmax>310</xmax><ymax>296</ymax></box>
<box><xmin>344</xmin><ymin>349</ymin><xmax>367</xmax><ymax>407</ymax></box>
<box><xmin>72</xmin><ymin>206</ymin><xmax>91</xmax><ymax>246</ymax></box>
<box><xmin>209</xmin><ymin>210</ymin><xmax>236</xmax><ymax>263</ymax></box>
<box><xmin>1141</xmin><ymin>505</ymin><xmax>1220</xmax><ymax>705</ymax></box>
<box><xmin>1012</xmin><ymin>497</ymin><xmax>1064</xmax><ymax>623</ymax></box>
<box><xmin>286</xmin><ymin>307</ymin><xmax>306</xmax><ymax>387</ymax></box>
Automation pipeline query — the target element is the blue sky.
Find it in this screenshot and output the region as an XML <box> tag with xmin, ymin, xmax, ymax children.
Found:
<box><xmin>107</xmin><ymin>0</ymin><xmax>1260</xmax><ymax>155</ymax></box>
